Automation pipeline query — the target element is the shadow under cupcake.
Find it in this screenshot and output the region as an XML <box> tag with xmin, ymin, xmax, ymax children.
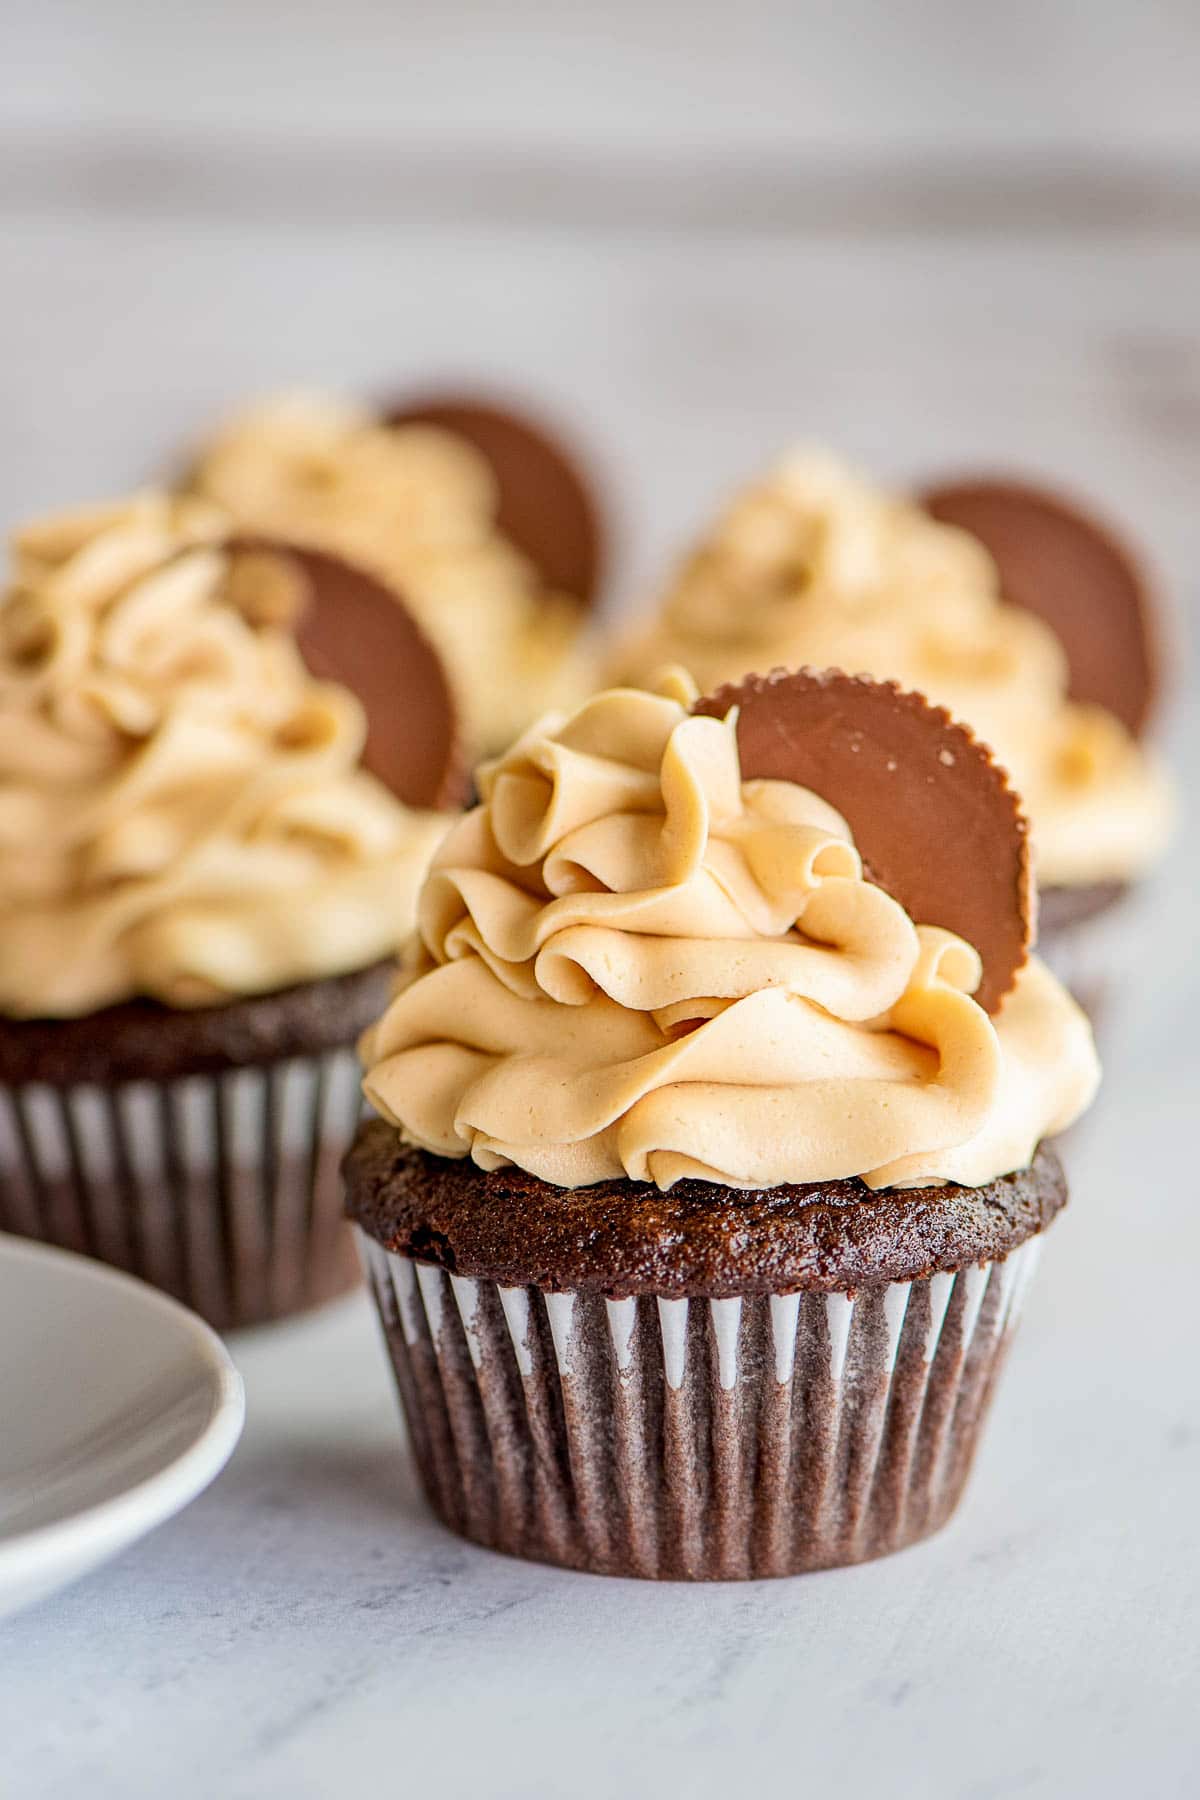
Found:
<box><xmin>346</xmin><ymin>668</ymin><xmax>1099</xmax><ymax>1578</ymax></box>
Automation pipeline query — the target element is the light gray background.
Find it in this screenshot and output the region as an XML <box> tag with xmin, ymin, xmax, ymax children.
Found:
<box><xmin>1</xmin><ymin>4</ymin><xmax>1198</xmax><ymax>1796</ymax></box>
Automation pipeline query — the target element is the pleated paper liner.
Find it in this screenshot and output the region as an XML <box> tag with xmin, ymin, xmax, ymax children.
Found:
<box><xmin>0</xmin><ymin>1050</ymin><xmax>364</xmax><ymax>1333</ymax></box>
<box><xmin>357</xmin><ymin>1233</ymin><xmax>1044</xmax><ymax>1580</ymax></box>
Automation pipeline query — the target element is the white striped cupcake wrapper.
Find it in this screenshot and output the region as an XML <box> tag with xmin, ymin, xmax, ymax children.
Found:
<box><xmin>358</xmin><ymin>1234</ymin><xmax>1044</xmax><ymax>1580</ymax></box>
<box><xmin>0</xmin><ymin>1050</ymin><xmax>365</xmax><ymax>1332</ymax></box>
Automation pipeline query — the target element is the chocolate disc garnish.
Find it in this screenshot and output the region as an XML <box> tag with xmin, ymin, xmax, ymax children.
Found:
<box><xmin>381</xmin><ymin>392</ymin><xmax>605</xmax><ymax>606</ymax></box>
<box><xmin>693</xmin><ymin>668</ymin><xmax>1033</xmax><ymax>1013</ymax></box>
<box><xmin>230</xmin><ymin>538</ymin><xmax>467</xmax><ymax>812</ymax></box>
<box><xmin>920</xmin><ymin>475</ymin><xmax>1157</xmax><ymax>736</ymax></box>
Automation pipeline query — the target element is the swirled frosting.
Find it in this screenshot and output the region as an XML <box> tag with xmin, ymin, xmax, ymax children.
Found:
<box><xmin>189</xmin><ymin>392</ymin><xmax>592</xmax><ymax>752</ymax></box>
<box><xmin>362</xmin><ymin>676</ymin><xmax>1098</xmax><ymax>1192</ymax></box>
<box><xmin>614</xmin><ymin>451</ymin><xmax>1171</xmax><ymax>888</ymax></box>
<box><xmin>0</xmin><ymin>493</ymin><xmax>451</xmax><ymax>1018</ymax></box>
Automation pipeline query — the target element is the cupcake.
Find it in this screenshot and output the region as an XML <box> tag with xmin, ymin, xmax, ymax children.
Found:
<box><xmin>185</xmin><ymin>388</ymin><xmax>606</xmax><ymax>757</ymax></box>
<box><xmin>345</xmin><ymin>668</ymin><xmax>1099</xmax><ymax>1578</ymax></box>
<box><xmin>611</xmin><ymin>452</ymin><xmax>1172</xmax><ymax>1009</ymax></box>
<box><xmin>0</xmin><ymin>493</ymin><xmax>464</xmax><ymax>1330</ymax></box>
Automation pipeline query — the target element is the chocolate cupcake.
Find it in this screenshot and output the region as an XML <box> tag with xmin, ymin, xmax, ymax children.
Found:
<box><xmin>346</xmin><ymin>668</ymin><xmax>1099</xmax><ymax>1578</ymax></box>
<box><xmin>0</xmin><ymin>493</ymin><xmax>464</xmax><ymax>1329</ymax></box>
<box><xmin>184</xmin><ymin>388</ymin><xmax>606</xmax><ymax>757</ymax></box>
<box><xmin>611</xmin><ymin>452</ymin><xmax>1172</xmax><ymax>1014</ymax></box>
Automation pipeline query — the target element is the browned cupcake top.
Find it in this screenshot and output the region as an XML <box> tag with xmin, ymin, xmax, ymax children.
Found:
<box><xmin>345</xmin><ymin>1122</ymin><xmax>1066</xmax><ymax>1296</ymax></box>
<box><xmin>0</xmin><ymin>960</ymin><xmax>395</xmax><ymax>1086</ymax></box>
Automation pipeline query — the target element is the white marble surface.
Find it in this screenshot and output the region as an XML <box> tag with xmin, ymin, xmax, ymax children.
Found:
<box><xmin>1</xmin><ymin>62</ymin><xmax>1199</xmax><ymax>1794</ymax></box>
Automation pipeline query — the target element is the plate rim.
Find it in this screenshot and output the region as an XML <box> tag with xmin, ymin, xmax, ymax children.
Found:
<box><xmin>0</xmin><ymin>1233</ymin><xmax>245</xmax><ymax>1593</ymax></box>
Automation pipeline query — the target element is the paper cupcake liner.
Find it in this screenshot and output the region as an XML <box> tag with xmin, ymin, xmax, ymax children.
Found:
<box><xmin>0</xmin><ymin>1050</ymin><xmax>364</xmax><ymax>1331</ymax></box>
<box><xmin>357</xmin><ymin>1233</ymin><xmax>1044</xmax><ymax>1579</ymax></box>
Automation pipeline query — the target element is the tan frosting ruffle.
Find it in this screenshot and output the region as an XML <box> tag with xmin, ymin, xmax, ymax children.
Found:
<box><xmin>0</xmin><ymin>493</ymin><xmax>450</xmax><ymax>1017</ymax></box>
<box><xmin>612</xmin><ymin>451</ymin><xmax>1171</xmax><ymax>888</ymax></box>
<box><xmin>362</xmin><ymin>678</ymin><xmax>1099</xmax><ymax>1192</ymax></box>
<box><xmin>189</xmin><ymin>392</ymin><xmax>593</xmax><ymax>753</ymax></box>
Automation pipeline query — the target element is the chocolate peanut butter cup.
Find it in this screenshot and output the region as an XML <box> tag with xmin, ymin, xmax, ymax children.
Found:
<box><xmin>230</xmin><ymin>538</ymin><xmax>467</xmax><ymax>812</ymax></box>
<box><xmin>182</xmin><ymin>386</ymin><xmax>609</xmax><ymax>757</ymax></box>
<box><xmin>920</xmin><ymin>474</ymin><xmax>1158</xmax><ymax>737</ymax></box>
<box><xmin>693</xmin><ymin>667</ymin><xmax>1034</xmax><ymax>1014</ymax></box>
<box><xmin>348</xmin><ymin>671</ymin><xmax>1098</xmax><ymax>1578</ymax></box>
<box><xmin>920</xmin><ymin>471</ymin><xmax>1170</xmax><ymax>1014</ymax></box>
<box><xmin>381</xmin><ymin>391</ymin><xmax>605</xmax><ymax>610</ymax></box>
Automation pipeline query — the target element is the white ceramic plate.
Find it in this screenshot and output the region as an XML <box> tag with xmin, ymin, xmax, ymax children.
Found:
<box><xmin>0</xmin><ymin>1234</ymin><xmax>245</xmax><ymax>1621</ymax></box>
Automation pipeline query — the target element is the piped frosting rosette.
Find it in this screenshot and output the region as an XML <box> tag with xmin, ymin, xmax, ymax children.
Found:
<box><xmin>187</xmin><ymin>391</ymin><xmax>599</xmax><ymax>753</ymax></box>
<box><xmin>0</xmin><ymin>494</ymin><xmax>452</xmax><ymax>1017</ymax></box>
<box><xmin>613</xmin><ymin>452</ymin><xmax>1171</xmax><ymax>889</ymax></box>
<box><xmin>363</xmin><ymin>672</ymin><xmax>1098</xmax><ymax>1193</ymax></box>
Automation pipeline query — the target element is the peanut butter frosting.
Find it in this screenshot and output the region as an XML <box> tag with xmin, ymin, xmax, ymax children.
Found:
<box><xmin>0</xmin><ymin>494</ymin><xmax>451</xmax><ymax>1018</ymax></box>
<box><xmin>614</xmin><ymin>451</ymin><xmax>1171</xmax><ymax>889</ymax></box>
<box><xmin>362</xmin><ymin>677</ymin><xmax>1098</xmax><ymax>1193</ymax></box>
<box><xmin>189</xmin><ymin>392</ymin><xmax>592</xmax><ymax>753</ymax></box>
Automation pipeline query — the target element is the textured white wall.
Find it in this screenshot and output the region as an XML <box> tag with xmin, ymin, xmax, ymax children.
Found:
<box><xmin>0</xmin><ymin>0</ymin><xmax>1196</xmax><ymax>598</ymax></box>
<box><xmin>3</xmin><ymin>0</ymin><xmax>1199</xmax><ymax>159</ymax></box>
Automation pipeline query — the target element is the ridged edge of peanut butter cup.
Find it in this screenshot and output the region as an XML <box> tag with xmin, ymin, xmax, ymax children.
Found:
<box><xmin>920</xmin><ymin>472</ymin><xmax>1159</xmax><ymax>736</ymax></box>
<box><xmin>693</xmin><ymin>666</ymin><xmax>1034</xmax><ymax>1013</ymax></box>
<box><xmin>231</xmin><ymin>536</ymin><xmax>469</xmax><ymax>812</ymax></box>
